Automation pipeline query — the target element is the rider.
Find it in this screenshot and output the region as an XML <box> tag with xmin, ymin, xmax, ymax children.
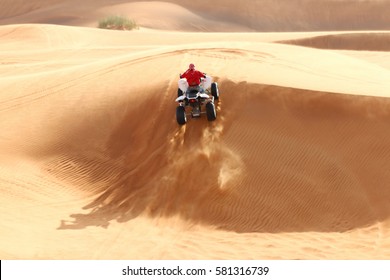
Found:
<box><xmin>178</xmin><ymin>63</ymin><xmax>211</xmax><ymax>95</ymax></box>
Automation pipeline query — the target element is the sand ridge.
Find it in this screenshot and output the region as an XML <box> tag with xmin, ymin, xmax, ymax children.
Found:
<box><xmin>279</xmin><ymin>32</ymin><xmax>390</xmax><ymax>51</ymax></box>
<box><xmin>1</xmin><ymin>0</ymin><xmax>390</xmax><ymax>259</ymax></box>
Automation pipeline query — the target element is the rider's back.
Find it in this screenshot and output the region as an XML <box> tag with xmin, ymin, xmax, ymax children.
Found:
<box><xmin>181</xmin><ymin>69</ymin><xmax>205</xmax><ymax>86</ymax></box>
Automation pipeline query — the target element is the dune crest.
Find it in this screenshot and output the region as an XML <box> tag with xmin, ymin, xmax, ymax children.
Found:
<box><xmin>279</xmin><ymin>32</ymin><xmax>390</xmax><ymax>51</ymax></box>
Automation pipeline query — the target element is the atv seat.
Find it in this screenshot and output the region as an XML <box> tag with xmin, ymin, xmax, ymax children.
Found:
<box><xmin>188</xmin><ymin>86</ymin><xmax>200</xmax><ymax>93</ymax></box>
<box><xmin>186</xmin><ymin>86</ymin><xmax>200</xmax><ymax>98</ymax></box>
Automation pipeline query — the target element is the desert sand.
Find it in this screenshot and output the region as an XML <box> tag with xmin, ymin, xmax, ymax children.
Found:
<box><xmin>1</xmin><ymin>0</ymin><xmax>390</xmax><ymax>259</ymax></box>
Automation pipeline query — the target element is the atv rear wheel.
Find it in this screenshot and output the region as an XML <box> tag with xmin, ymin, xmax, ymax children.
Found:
<box><xmin>211</xmin><ymin>82</ymin><xmax>219</xmax><ymax>100</ymax></box>
<box><xmin>206</xmin><ymin>102</ymin><xmax>216</xmax><ymax>121</ymax></box>
<box><xmin>176</xmin><ymin>106</ymin><xmax>187</xmax><ymax>125</ymax></box>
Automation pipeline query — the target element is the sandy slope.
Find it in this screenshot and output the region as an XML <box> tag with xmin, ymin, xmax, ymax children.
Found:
<box><xmin>279</xmin><ymin>33</ymin><xmax>390</xmax><ymax>51</ymax></box>
<box><xmin>1</xmin><ymin>1</ymin><xmax>390</xmax><ymax>259</ymax></box>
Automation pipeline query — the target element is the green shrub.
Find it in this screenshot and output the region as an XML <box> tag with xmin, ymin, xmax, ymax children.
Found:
<box><xmin>98</xmin><ymin>15</ymin><xmax>138</xmax><ymax>30</ymax></box>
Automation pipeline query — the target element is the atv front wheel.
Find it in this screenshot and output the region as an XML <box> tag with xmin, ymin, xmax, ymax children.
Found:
<box><xmin>206</xmin><ymin>102</ymin><xmax>216</xmax><ymax>121</ymax></box>
<box><xmin>176</xmin><ymin>106</ymin><xmax>187</xmax><ymax>125</ymax></box>
<box><xmin>211</xmin><ymin>82</ymin><xmax>219</xmax><ymax>100</ymax></box>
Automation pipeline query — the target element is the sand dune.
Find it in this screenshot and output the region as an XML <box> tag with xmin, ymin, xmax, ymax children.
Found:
<box><xmin>1</xmin><ymin>1</ymin><xmax>390</xmax><ymax>260</ymax></box>
<box><xmin>280</xmin><ymin>32</ymin><xmax>390</xmax><ymax>51</ymax></box>
<box><xmin>1</xmin><ymin>0</ymin><xmax>390</xmax><ymax>31</ymax></box>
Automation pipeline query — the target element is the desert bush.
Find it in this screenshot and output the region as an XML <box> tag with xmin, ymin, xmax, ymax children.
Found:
<box><xmin>98</xmin><ymin>15</ymin><xmax>138</xmax><ymax>30</ymax></box>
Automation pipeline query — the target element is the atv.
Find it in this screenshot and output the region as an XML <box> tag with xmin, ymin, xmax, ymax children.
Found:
<box><xmin>175</xmin><ymin>82</ymin><xmax>220</xmax><ymax>125</ymax></box>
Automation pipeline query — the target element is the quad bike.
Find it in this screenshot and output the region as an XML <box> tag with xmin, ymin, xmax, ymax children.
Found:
<box><xmin>175</xmin><ymin>82</ymin><xmax>220</xmax><ymax>125</ymax></box>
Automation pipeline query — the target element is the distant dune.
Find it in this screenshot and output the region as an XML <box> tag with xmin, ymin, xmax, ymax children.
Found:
<box><xmin>1</xmin><ymin>0</ymin><xmax>390</xmax><ymax>260</ymax></box>
<box><xmin>279</xmin><ymin>33</ymin><xmax>390</xmax><ymax>51</ymax></box>
<box><xmin>1</xmin><ymin>0</ymin><xmax>390</xmax><ymax>31</ymax></box>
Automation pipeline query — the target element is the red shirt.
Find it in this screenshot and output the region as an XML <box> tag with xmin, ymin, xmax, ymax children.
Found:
<box><xmin>180</xmin><ymin>69</ymin><xmax>205</xmax><ymax>86</ymax></box>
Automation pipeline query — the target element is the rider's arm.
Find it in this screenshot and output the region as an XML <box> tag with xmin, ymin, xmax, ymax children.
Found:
<box><xmin>181</xmin><ymin>70</ymin><xmax>190</xmax><ymax>79</ymax></box>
